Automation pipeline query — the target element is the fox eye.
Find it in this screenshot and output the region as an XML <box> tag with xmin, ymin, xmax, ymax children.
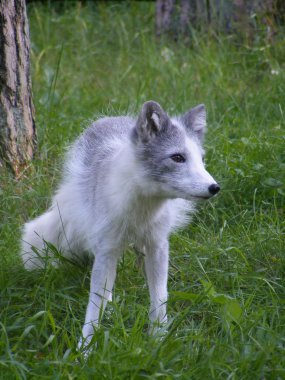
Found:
<box><xmin>170</xmin><ymin>154</ymin><xmax>186</xmax><ymax>163</ymax></box>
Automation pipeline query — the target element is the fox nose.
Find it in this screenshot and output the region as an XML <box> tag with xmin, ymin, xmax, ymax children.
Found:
<box><xmin>208</xmin><ymin>183</ymin><xmax>220</xmax><ymax>195</ymax></box>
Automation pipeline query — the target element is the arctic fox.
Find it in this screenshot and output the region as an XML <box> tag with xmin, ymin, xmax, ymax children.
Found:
<box><xmin>21</xmin><ymin>101</ymin><xmax>220</xmax><ymax>350</ymax></box>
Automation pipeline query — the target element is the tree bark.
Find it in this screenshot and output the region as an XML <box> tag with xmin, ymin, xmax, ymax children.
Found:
<box><xmin>180</xmin><ymin>0</ymin><xmax>191</xmax><ymax>34</ymax></box>
<box><xmin>156</xmin><ymin>0</ymin><xmax>285</xmax><ymax>38</ymax></box>
<box><xmin>156</xmin><ymin>0</ymin><xmax>175</xmax><ymax>37</ymax></box>
<box><xmin>0</xmin><ymin>0</ymin><xmax>36</xmax><ymax>177</ymax></box>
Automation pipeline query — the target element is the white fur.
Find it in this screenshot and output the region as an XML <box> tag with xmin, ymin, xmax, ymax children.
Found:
<box><xmin>21</xmin><ymin>102</ymin><xmax>218</xmax><ymax>353</ymax></box>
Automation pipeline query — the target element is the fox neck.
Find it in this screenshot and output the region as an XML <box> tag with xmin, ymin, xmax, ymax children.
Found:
<box><xmin>107</xmin><ymin>139</ymin><xmax>167</xmax><ymax>216</ymax></box>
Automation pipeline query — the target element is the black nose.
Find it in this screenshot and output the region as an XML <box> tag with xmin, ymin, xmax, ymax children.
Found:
<box><xmin>208</xmin><ymin>183</ymin><xmax>220</xmax><ymax>195</ymax></box>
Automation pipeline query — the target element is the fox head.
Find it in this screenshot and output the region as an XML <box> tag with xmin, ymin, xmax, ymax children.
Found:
<box><xmin>132</xmin><ymin>101</ymin><xmax>220</xmax><ymax>200</ymax></box>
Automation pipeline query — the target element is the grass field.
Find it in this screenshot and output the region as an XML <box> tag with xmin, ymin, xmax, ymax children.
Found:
<box><xmin>1</xmin><ymin>2</ymin><xmax>285</xmax><ymax>379</ymax></box>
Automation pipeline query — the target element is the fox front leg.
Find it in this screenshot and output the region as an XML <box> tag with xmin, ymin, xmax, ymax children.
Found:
<box><xmin>78</xmin><ymin>250</ymin><xmax>120</xmax><ymax>353</ymax></box>
<box><xmin>144</xmin><ymin>239</ymin><xmax>169</xmax><ymax>334</ymax></box>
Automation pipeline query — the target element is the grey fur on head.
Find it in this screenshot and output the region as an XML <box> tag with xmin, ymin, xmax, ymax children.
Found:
<box><xmin>132</xmin><ymin>101</ymin><xmax>206</xmax><ymax>145</ymax></box>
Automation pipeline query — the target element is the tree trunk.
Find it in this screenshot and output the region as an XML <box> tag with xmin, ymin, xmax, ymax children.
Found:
<box><xmin>180</xmin><ymin>0</ymin><xmax>191</xmax><ymax>34</ymax></box>
<box><xmin>156</xmin><ymin>0</ymin><xmax>175</xmax><ymax>37</ymax></box>
<box><xmin>156</xmin><ymin>0</ymin><xmax>285</xmax><ymax>38</ymax></box>
<box><xmin>0</xmin><ymin>0</ymin><xmax>36</xmax><ymax>177</ymax></box>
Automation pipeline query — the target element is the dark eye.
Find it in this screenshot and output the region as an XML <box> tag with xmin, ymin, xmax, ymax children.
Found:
<box><xmin>170</xmin><ymin>154</ymin><xmax>186</xmax><ymax>163</ymax></box>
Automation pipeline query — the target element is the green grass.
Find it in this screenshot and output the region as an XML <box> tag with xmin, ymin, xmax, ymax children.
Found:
<box><xmin>1</xmin><ymin>2</ymin><xmax>285</xmax><ymax>379</ymax></box>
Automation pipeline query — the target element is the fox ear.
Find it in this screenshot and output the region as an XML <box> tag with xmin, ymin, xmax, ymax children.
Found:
<box><xmin>181</xmin><ymin>104</ymin><xmax>206</xmax><ymax>142</ymax></box>
<box><xmin>134</xmin><ymin>101</ymin><xmax>168</xmax><ymax>143</ymax></box>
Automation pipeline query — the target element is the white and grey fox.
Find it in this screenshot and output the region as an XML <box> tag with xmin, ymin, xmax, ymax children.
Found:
<box><xmin>21</xmin><ymin>100</ymin><xmax>220</xmax><ymax>352</ymax></box>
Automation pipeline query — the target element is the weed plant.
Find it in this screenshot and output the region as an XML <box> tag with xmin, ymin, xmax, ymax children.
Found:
<box><xmin>0</xmin><ymin>2</ymin><xmax>284</xmax><ymax>379</ymax></box>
